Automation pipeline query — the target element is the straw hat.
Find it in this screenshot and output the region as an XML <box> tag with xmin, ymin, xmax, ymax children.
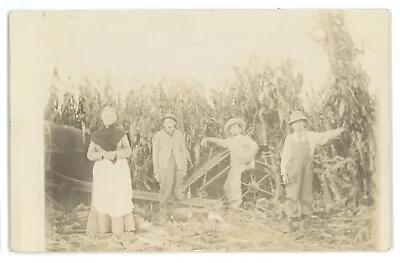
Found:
<box><xmin>224</xmin><ymin>117</ymin><xmax>246</xmax><ymax>135</ymax></box>
<box><xmin>289</xmin><ymin>111</ymin><xmax>307</xmax><ymax>125</ymax></box>
<box><xmin>161</xmin><ymin>113</ymin><xmax>178</xmax><ymax>123</ymax></box>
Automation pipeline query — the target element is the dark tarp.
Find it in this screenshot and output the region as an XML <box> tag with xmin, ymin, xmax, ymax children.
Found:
<box><xmin>45</xmin><ymin>122</ymin><xmax>94</xmax><ymax>208</ymax></box>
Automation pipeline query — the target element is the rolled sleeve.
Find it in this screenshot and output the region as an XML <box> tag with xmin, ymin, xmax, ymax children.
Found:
<box><xmin>87</xmin><ymin>141</ymin><xmax>104</xmax><ymax>161</ymax></box>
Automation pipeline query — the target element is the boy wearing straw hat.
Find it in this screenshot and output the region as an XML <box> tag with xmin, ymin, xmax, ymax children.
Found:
<box><xmin>152</xmin><ymin>113</ymin><xmax>189</xmax><ymax>216</ymax></box>
<box><xmin>201</xmin><ymin>117</ymin><xmax>259</xmax><ymax>209</ymax></box>
<box><xmin>281</xmin><ymin>110</ymin><xmax>345</xmax><ymax>231</ymax></box>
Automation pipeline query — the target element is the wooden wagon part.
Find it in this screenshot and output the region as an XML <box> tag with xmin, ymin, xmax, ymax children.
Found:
<box><xmin>183</xmin><ymin>150</ymin><xmax>230</xmax><ymax>190</ymax></box>
<box><xmin>181</xmin><ymin>143</ymin><xmax>282</xmax><ymax>202</ymax></box>
<box><xmin>46</xmin><ymin>167</ymin><xmax>220</xmax><ymax>208</ymax></box>
<box><xmin>182</xmin><ymin>129</ymin><xmax>254</xmax><ymax>189</ymax></box>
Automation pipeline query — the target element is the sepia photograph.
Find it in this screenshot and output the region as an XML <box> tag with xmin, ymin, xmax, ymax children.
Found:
<box><xmin>10</xmin><ymin>9</ymin><xmax>390</xmax><ymax>252</ymax></box>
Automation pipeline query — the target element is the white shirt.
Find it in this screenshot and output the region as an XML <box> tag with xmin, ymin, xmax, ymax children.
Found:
<box><xmin>214</xmin><ymin>134</ymin><xmax>259</xmax><ymax>165</ymax></box>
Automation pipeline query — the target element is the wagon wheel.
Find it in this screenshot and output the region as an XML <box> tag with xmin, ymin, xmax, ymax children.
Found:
<box><xmin>241</xmin><ymin>151</ymin><xmax>282</xmax><ymax>203</ymax></box>
<box><xmin>189</xmin><ymin>159</ymin><xmax>280</xmax><ymax>202</ymax></box>
<box><xmin>241</xmin><ymin>164</ymin><xmax>272</xmax><ymax>202</ymax></box>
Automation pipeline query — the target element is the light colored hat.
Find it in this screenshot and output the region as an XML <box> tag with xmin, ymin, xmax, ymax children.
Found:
<box><xmin>289</xmin><ymin>111</ymin><xmax>307</xmax><ymax>125</ymax></box>
<box><xmin>224</xmin><ymin>117</ymin><xmax>246</xmax><ymax>135</ymax></box>
<box><xmin>161</xmin><ymin>113</ymin><xmax>178</xmax><ymax>122</ymax></box>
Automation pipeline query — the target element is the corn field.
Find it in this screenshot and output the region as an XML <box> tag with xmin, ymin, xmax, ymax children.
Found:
<box><xmin>44</xmin><ymin>11</ymin><xmax>378</xmax><ymax>251</ymax></box>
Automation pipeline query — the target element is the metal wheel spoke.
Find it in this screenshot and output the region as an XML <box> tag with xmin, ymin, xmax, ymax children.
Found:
<box><xmin>257</xmin><ymin>175</ymin><xmax>268</xmax><ymax>184</ymax></box>
<box><xmin>202</xmin><ymin>172</ymin><xmax>207</xmax><ymax>188</ymax></box>
<box><xmin>242</xmin><ymin>189</ymin><xmax>251</xmax><ymax>198</ymax></box>
<box><xmin>241</xmin><ymin>182</ymin><xmax>252</xmax><ymax>197</ymax></box>
<box><xmin>256</xmin><ymin>188</ymin><xmax>273</xmax><ymax>195</ymax></box>
<box><xmin>250</xmin><ymin>173</ymin><xmax>255</xmax><ymax>181</ymax></box>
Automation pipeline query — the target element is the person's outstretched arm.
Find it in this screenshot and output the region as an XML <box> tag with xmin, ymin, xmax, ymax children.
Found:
<box><xmin>312</xmin><ymin>127</ymin><xmax>346</xmax><ymax>146</ymax></box>
<box><xmin>201</xmin><ymin>137</ymin><xmax>230</xmax><ymax>148</ymax></box>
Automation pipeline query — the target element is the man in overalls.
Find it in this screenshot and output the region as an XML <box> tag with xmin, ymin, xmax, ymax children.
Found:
<box><xmin>152</xmin><ymin>113</ymin><xmax>189</xmax><ymax>218</ymax></box>
<box><xmin>281</xmin><ymin>111</ymin><xmax>345</xmax><ymax>231</ymax></box>
<box><xmin>201</xmin><ymin>117</ymin><xmax>259</xmax><ymax>209</ymax></box>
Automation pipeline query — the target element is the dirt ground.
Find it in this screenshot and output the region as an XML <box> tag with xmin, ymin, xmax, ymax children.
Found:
<box><xmin>45</xmin><ymin>199</ymin><xmax>376</xmax><ymax>252</ymax></box>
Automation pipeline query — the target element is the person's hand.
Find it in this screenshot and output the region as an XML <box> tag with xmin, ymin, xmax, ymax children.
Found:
<box><xmin>282</xmin><ymin>173</ymin><xmax>289</xmax><ymax>185</ymax></box>
<box><xmin>200</xmin><ymin>138</ymin><xmax>209</xmax><ymax>148</ymax></box>
<box><xmin>154</xmin><ymin>172</ymin><xmax>160</xmax><ymax>183</ymax></box>
<box><xmin>102</xmin><ymin>151</ymin><xmax>110</xmax><ymax>160</ymax></box>
<box><xmin>111</xmin><ymin>151</ymin><xmax>118</xmax><ymax>161</ymax></box>
<box><xmin>104</xmin><ymin>151</ymin><xmax>117</xmax><ymax>161</ymax></box>
<box><xmin>336</xmin><ymin>127</ymin><xmax>346</xmax><ymax>138</ymax></box>
<box><xmin>238</xmin><ymin>157</ymin><xmax>251</xmax><ymax>166</ymax></box>
<box><xmin>177</xmin><ymin>169</ymin><xmax>187</xmax><ymax>177</ymax></box>
<box><xmin>248</xmin><ymin>159</ymin><xmax>256</xmax><ymax>169</ymax></box>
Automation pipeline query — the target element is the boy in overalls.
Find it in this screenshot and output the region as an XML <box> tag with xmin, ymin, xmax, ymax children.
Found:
<box><xmin>280</xmin><ymin>111</ymin><xmax>345</xmax><ymax>231</ymax></box>
<box><xmin>201</xmin><ymin>118</ymin><xmax>259</xmax><ymax>209</ymax></box>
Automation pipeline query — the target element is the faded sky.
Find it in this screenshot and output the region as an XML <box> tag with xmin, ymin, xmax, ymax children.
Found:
<box><xmin>39</xmin><ymin>10</ymin><xmax>389</xmax><ymax>104</ymax></box>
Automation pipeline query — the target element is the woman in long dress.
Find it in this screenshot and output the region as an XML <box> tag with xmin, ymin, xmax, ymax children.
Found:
<box><xmin>86</xmin><ymin>106</ymin><xmax>135</xmax><ymax>234</ymax></box>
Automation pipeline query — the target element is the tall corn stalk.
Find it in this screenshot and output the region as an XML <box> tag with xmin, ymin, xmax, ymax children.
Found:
<box><xmin>308</xmin><ymin>11</ymin><xmax>376</xmax><ymax>208</ymax></box>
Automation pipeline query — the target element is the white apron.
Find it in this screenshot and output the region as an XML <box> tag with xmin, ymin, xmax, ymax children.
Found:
<box><xmin>91</xmin><ymin>158</ymin><xmax>134</xmax><ymax>217</ymax></box>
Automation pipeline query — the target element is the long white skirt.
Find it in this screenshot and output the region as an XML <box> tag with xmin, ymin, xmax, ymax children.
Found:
<box><xmin>91</xmin><ymin>159</ymin><xmax>134</xmax><ymax>217</ymax></box>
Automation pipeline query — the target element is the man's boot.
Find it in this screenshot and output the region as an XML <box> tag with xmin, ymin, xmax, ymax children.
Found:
<box><xmin>287</xmin><ymin>216</ymin><xmax>302</xmax><ymax>233</ymax></box>
<box><xmin>300</xmin><ymin>214</ymin><xmax>312</xmax><ymax>231</ymax></box>
<box><xmin>287</xmin><ymin>217</ymin><xmax>296</xmax><ymax>232</ymax></box>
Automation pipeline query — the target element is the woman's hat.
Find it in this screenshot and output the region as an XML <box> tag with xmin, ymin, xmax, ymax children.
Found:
<box><xmin>289</xmin><ymin>111</ymin><xmax>307</xmax><ymax>125</ymax></box>
<box><xmin>161</xmin><ymin>113</ymin><xmax>178</xmax><ymax>123</ymax></box>
<box><xmin>224</xmin><ymin>117</ymin><xmax>246</xmax><ymax>135</ymax></box>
